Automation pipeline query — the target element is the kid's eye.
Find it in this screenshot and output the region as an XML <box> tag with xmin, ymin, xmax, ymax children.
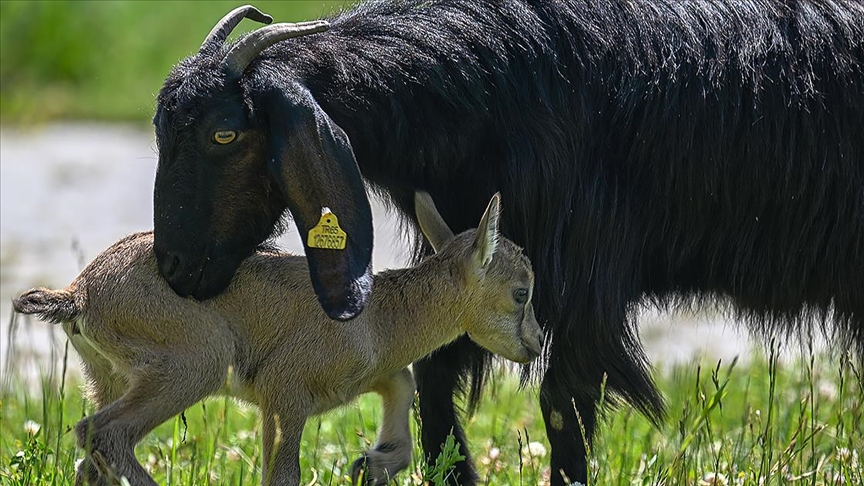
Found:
<box><xmin>513</xmin><ymin>288</ymin><xmax>529</xmax><ymax>305</ymax></box>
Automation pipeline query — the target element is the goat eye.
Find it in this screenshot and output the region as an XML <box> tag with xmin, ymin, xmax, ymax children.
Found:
<box><xmin>513</xmin><ymin>288</ymin><xmax>529</xmax><ymax>305</ymax></box>
<box><xmin>213</xmin><ymin>130</ymin><xmax>236</xmax><ymax>144</ymax></box>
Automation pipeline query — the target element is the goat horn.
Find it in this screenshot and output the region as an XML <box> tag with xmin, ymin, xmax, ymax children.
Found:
<box><xmin>222</xmin><ymin>21</ymin><xmax>330</xmax><ymax>78</ymax></box>
<box><xmin>200</xmin><ymin>5</ymin><xmax>273</xmax><ymax>54</ymax></box>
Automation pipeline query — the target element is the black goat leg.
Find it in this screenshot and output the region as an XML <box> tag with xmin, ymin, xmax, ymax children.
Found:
<box><xmin>415</xmin><ymin>336</ymin><xmax>482</xmax><ymax>485</ymax></box>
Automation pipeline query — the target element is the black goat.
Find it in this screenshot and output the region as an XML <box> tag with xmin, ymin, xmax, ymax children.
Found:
<box><xmin>151</xmin><ymin>1</ymin><xmax>864</xmax><ymax>484</ymax></box>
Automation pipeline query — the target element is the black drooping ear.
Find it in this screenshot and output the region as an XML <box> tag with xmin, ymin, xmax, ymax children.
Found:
<box><xmin>265</xmin><ymin>87</ymin><xmax>373</xmax><ymax>321</ymax></box>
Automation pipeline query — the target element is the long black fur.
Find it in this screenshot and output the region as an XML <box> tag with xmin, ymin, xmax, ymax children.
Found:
<box><xmin>281</xmin><ymin>1</ymin><xmax>863</xmax><ymax>482</ymax></box>
<box><xmin>160</xmin><ymin>1</ymin><xmax>864</xmax><ymax>484</ymax></box>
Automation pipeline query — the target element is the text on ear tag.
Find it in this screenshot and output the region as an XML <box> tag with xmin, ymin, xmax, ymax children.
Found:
<box><xmin>307</xmin><ymin>209</ymin><xmax>347</xmax><ymax>250</ymax></box>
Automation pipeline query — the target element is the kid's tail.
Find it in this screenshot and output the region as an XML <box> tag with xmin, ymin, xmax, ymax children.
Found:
<box><xmin>13</xmin><ymin>287</ymin><xmax>79</xmax><ymax>324</ymax></box>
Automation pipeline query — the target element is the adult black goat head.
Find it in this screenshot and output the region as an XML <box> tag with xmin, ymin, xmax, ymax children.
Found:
<box><xmin>152</xmin><ymin>5</ymin><xmax>373</xmax><ymax>320</ymax></box>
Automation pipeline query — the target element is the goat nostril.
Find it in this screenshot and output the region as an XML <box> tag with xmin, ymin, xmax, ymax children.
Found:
<box><xmin>160</xmin><ymin>251</ymin><xmax>182</xmax><ymax>279</ymax></box>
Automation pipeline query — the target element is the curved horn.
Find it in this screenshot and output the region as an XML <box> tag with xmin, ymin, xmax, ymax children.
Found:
<box><xmin>200</xmin><ymin>5</ymin><xmax>273</xmax><ymax>54</ymax></box>
<box><xmin>222</xmin><ymin>21</ymin><xmax>330</xmax><ymax>78</ymax></box>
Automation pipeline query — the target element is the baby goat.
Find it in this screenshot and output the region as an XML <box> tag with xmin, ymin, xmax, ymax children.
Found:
<box><xmin>13</xmin><ymin>192</ymin><xmax>542</xmax><ymax>486</ymax></box>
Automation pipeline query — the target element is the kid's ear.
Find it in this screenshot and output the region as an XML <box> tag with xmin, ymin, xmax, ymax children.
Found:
<box><xmin>471</xmin><ymin>193</ymin><xmax>501</xmax><ymax>269</ymax></box>
<box><xmin>414</xmin><ymin>191</ymin><xmax>456</xmax><ymax>253</ymax></box>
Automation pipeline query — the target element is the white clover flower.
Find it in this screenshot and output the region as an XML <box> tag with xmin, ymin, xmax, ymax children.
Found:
<box><xmin>225</xmin><ymin>446</ymin><xmax>242</xmax><ymax>462</ymax></box>
<box><xmin>818</xmin><ymin>380</ymin><xmax>838</xmax><ymax>400</ymax></box>
<box><xmin>480</xmin><ymin>446</ymin><xmax>500</xmax><ymax>466</ymax></box>
<box><xmin>699</xmin><ymin>472</ymin><xmax>728</xmax><ymax>486</ymax></box>
<box><xmin>322</xmin><ymin>443</ymin><xmax>340</xmax><ymax>456</ymax></box>
<box><xmin>144</xmin><ymin>453</ymin><xmax>159</xmax><ymax>473</ymax></box>
<box><xmin>828</xmin><ymin>471</ymin><xmax>846</xmax><ymax>485</ymax></box>
<box><xmin>23</xmin><ymin>419</ymin><xmax>41</xmax><ymax>435</ymax></box>
<box><xmin>836</xmin><ymin>447</ymin><xmax>851</xmax><ymax>462</ymax></box>
<box><xmin>710</xmin><ymin>440</ymin><xmax>723</xmax><ymax>453</ymax></box>
<box><xmin>523</xmin><ymin>441</ymin><xmax>547</xmax><ymax>458</ymax></box>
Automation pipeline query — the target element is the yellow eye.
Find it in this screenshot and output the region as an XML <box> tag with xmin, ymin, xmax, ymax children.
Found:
<box><xmin>214</xmin><ymin>130</ymin><xmax>236</xmax><ymax>144</ymax></box>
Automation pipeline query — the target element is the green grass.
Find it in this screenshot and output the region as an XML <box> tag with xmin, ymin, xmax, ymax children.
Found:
<box><xmin>1</xmin><ymin>338</ymin><xmax>861</xmax><ymax>485</ymax></box>
<box><xmin>0</xmin><ymin>1</ymin><xmax>352</xmax><ymax>124</ymax></box>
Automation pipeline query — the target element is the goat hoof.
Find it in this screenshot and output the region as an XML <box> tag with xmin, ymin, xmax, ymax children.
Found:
<box><xmin>350</xmin><ymin>454</ymin><xmax>391</xmax><ymax>486</ymax></box>
<box><xmin>350</xmin><ymin>455</ymin><xmax>369</xmax><ymax>485</ymax></box>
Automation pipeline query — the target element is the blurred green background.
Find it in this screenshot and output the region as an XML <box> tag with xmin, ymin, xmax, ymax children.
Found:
<box><xmin>0</xmin><ymin>1</ymin><xmax>351</xmax><ymax>124</ymax></box>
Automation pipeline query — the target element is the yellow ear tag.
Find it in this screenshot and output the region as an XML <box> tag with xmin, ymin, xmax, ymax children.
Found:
<box><xmin>307</xmin><ymin>209</ymin><xmax>347</xmax><ymax>250</ymax></box>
